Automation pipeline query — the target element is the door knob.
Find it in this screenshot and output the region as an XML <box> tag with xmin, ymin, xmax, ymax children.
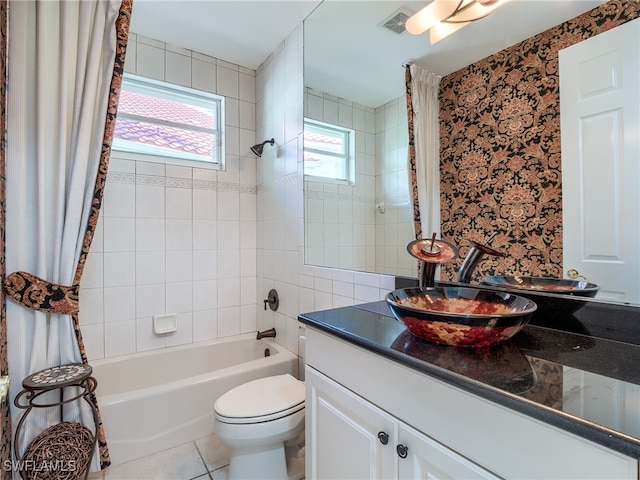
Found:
<box><xmin>377</xmin><ymin>431</ymin><xmax>389</xmax><ymax>445</ymax></box>
<box><xmin>567</xmin><ymin>268</ymin><xmax>587</xmax><ymax>280</ymax></box>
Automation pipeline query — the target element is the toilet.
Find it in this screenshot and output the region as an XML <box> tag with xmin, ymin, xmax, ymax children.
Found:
<box><xmin>214</xmin><ymin>374</ymin><xmax>305</xmax><ymax>480</ymax></box>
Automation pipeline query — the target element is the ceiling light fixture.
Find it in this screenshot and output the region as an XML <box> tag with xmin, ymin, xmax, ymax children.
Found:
<box><xmin>406</xmin><ymin>0</ymin><xmax>509</xmax><ymax>44</ymax></box>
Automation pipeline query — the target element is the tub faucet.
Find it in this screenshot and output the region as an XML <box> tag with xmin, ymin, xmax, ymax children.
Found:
<box><xmin>256</xmin><ymin>328</ymin><xmax>276</xmax><ymax>340</ymax></box>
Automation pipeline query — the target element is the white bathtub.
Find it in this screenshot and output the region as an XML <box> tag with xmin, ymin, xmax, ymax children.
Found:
<box><xmin>91</xmin><ymin>333</ymin><xmax>298</xmax><ymax>467</ymax></box>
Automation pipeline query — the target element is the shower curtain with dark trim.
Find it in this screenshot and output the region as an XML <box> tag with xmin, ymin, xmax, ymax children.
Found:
<box><xmin>3</xmin><ymin>0</ymin><xmax>131</xmax><ymax>471</ymax></box>
<box><xmin>0</xmin><ymin>2</ymin><xmax>10</xmax><ymax>478</ymax></box>
<box><xmin>405</xmin><ymin>64</ymin><xmax>442</xmax><ymax>278</ymax></box>
<box><xmin>406</xmin><ymin>66</ymin><xmax>422</xmax><ymax>243</ymax></box>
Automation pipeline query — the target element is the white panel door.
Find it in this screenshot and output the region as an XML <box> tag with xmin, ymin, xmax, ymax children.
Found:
<box><xmin>560</xmin><ymin>19</ymin><xmax>640</xmax><ymax>303</ymax></box>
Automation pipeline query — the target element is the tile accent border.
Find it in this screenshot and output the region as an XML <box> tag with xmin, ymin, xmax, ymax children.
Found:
<box><xmin>107</xmin><ymin>171</ymin><xmax>258</xmax><ymax>194</ymax></box>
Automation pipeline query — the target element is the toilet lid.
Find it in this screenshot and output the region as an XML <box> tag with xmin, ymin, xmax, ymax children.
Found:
<box><xmin>215</xmin><ymin>374</ymin><xmax>305</xmax><ymax>420</ymax></box>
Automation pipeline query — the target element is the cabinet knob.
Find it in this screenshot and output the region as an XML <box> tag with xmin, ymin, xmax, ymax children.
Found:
<box><xmin>396</xmin><ymin>444</ymin><xmax>408</xmax><ymax>458</ymax></box>
<box><xmin>377</xmin><ymin>431</ymin><xmax>389</xmax><ymax>445</ymax></box>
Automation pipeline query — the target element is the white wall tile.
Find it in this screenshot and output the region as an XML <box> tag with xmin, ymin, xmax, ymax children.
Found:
<box><xmin>90</xmin><ymin>217</ymin><xmax>104</xmax><ymax>253</ymax></box>
<box><xmin>103</xmin><ymin>217</ymin><xmax>135</xmax><ymax>252</ymax></box>
<box><xmin>218</xmin><ymin>277</ymin><xmax>240</xmax><ymax>308</ymax></box>
<box><xmin>124</xmin><ymin>36</ymin><xmax>137</xmax><ymax>74</ymax></box>
<box><xmin>136</xmin><ymin>184</ymin><xmax>165</xmax><ymax>218</ymax></box>
<box><xmin>166</xmin><ymin>250</ymin><xmax>193</xmax><ymax>282</ymax></box>
<box><xmin>193</xmin><ymin>309</ymin><xmax>218</xmax><ymax>340</ymax></box>
<box><xmin>103</xmin><ymin>182</ymin><xmax>135</xmax><ymax>218</ymax></box>
<box><xmin>239</xmin><ymin>71</ymin><xmax>256</xmax><ymax>103</ymax></box>
<box><xmin>240</xmin><ymin>277</ymin><xmax>256</xmax><ymax>305</ymax></box>
<box><xmin>240</xmin><ymin>248</ymin><xmax>257</xmax><ymax>277</ymax></box>
<box><xmin>192</xmin><ymin>58</ymin><xmax>216</xmax><ymax>93</ymax></box>
<box><xmin>217</xmin><ymin>220</ymin><xmax>239</xmax><ymax>250</ymax></box>
<box><xmin>193</xmin><ymin>279</ymin><xmax>217</xmax><ymax>311</ymax></box>
<box><xmin>78</xmin><ymin>288</ymin><xmax>104</xmax><ymax>325</ymax></box>
<box><xmin>136</xmin><ymin>317</ymin><xmax>166</xmax><ymax>352</ymax></box>
<box><xmin>166</xmin><ymin>281</ymin><xmax>193</xmax><ymax>313</ymax></box>
<box><xmin>218</xmin><ymin>249</ymin><xmax>240</xmax><ymax>279</ymax></box>
<box><xmin>217</xmin><ymin>66</ymin><xmax>239</xmax><ymax>99</ymax></box>
<box><xmin>193</xmin><ymin>189</ymin><xmax>216</xmax><ymax>221</ymax></box>
<box><xmin>166</xmin><ymin>219</ymin><xmax>193</xmax><ymax>251</ymax></box>
<box><xmin>136</xmin><ymin>218</ymin><xmax>166</xmax><ymax>251</ymax></box>
<box><xmin>104</xmin><ymin>286</ymin><xmax>136</xmax><ymax>322</ymax></box>
<box><xmin>193</xmin><ymin>220</ymin><xmax>217</xmax><ymax>250</ymax></box>
<box><xmin>165</xmin><ymin>51</ymin><xmax>191</xmax><ymax>87</ymax></box>
<box><xmin>226</xmin><ymin>97</ymin><xmax>239</xmax><ymax>128</ymax></box>
<box><xmin>166</xmin><ymin>187</ymin><xmax>192</xmax><ymax>219</ymax></box>
<box><xmin>82</xmin><ymin>324</ymin><xmax>105</xmax><ymax>361</ymax></box>
<box><xmin>81</xmin><ymin>252</ymin><xmax>103</xmax><ymax>289</ymax></box>
<box><xmin>239</xmin><ymin>101</ymin><xmax>256</xmax><ymax>131</ymax></box>
<box><xmin>218</xmin><ymin>191</ymin><xmax>240</xmax><ymax>221</ymax></box>
<box><xmin>240</xmin><ymin>304</ymin><xmax>257</xmax><ymax>334</ymax></box>
<box><xmin>240</xmin><ymin>221</ymin><xmax>257</xmax><ymax>251</ymax></box>
<box><xmin>193</xmin><ymin>250</ymin><xmax>217</xmax><ymax>281</ymax></box>
<box><xmin>166</xmin><ymin>312</ymin><xmax>193</xmax><ymax>347</ymax></box>
<box><xmin>137</xmin><ymin>161</ymin><xmax>165</xmax><ymax>176</ymax></box>
<box><xmin>218</xmin><ymin>306</ymin><xmax>241</xmax><ymax>337</ymax></box>
<box><xmin>136</xmin><ymin>283</ymin><xmax>166</xmax><ymax>318</ymax></box>
<box><xmin>104</xmin><ymin>252</ymin><xmax>136</xmax><ymax>287</ymax></box>
<box><xmin>136</xmin><ymin>43</ymin><xmax>165</xmax><ymax>80</ymax></box>
<box><xmin>104</xmin><ymin>320</ymin><xmax>136</xmax><ymax>358</ymax></box>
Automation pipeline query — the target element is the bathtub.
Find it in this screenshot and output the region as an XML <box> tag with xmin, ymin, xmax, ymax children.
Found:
<box><xmin>91</xmin><ymin>333</ymin><xmax>298</xmax><ymax>467</ymax></box>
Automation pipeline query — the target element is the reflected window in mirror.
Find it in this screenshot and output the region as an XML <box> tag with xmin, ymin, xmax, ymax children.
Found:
<box><xmin>303</xmin><ymin>118</ymin><xmax>355</xmax><ymax>185</ymax></box>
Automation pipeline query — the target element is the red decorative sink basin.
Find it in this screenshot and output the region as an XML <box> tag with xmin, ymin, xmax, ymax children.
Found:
<box><xmin>386</xmin><ymin>287</ymin><xmax>537</xmax><ymax>347</ymax></box>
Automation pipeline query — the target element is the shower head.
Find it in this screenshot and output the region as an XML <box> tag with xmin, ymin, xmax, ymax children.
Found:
<box><xmin>250</xmin><ymin>138</ymin><xmax>275</xmax><ymax>157</ymax></box>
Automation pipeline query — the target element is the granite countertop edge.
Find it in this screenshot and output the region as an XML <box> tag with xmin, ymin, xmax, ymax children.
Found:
<box><xmin>299</xmin><ymin>308</ymin><xmax>640</xmax><ymax>461</ymax></box>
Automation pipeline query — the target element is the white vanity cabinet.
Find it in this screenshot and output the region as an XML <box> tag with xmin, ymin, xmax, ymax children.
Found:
<box><xmin>304</xmin><ymin>326</ymin><xmax>639</xmax><ymax>480</ymax></box>
<box><xmin>306</xmin><ymin>366</ymin><xmax>498</xmax><ymax>479</ymax></box>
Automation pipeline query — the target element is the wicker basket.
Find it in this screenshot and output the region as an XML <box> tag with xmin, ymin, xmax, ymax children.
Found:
<box><xmin>20</xmin><ymin>421</ymin><xmax>94</xmax><ymax>480</ymax></box>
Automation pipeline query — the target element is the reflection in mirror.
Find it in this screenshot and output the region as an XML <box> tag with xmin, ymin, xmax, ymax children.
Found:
<box><xmin>303</xmin><ymin>88</ymin><xmax>413</xmax><ymax>276</ymax></box>
<box><xmin>303</xmin><ymin>0</ymin><xmax>640</xmax><ymax>305</ymax></box>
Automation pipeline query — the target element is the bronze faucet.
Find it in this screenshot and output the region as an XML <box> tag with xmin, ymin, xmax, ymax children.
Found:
<box><xmin>256</xmin><ymin>328</ymin><xmax>276</xmax><ymax>340</ymax></box>
<box><xmin>457</xmin><ymin>234</ymin><xmax>505</xmax><ymax>284</ymax></box>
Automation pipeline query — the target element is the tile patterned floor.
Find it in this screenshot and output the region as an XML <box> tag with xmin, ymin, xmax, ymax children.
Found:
<box><xmin>88</xmin><ymin>433</ymin><xmax>231</xmax><ymax>480</ymax></box>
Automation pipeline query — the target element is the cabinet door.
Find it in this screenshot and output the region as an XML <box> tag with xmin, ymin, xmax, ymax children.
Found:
<box><xmin>397</xmin><ymin>423</ymin><xmax>499</xmax><ymax>480</ymax></box>
<box><xmin>306</xmin><ymin>366</ymin><xmax>397</xmax><ymax>480</ymax></box>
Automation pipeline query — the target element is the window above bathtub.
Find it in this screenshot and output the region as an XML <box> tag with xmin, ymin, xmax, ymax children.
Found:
<box><xmin>113</xmin><ymin>73</ymin><xmax>225</xmax><ymax>170</ymax></box>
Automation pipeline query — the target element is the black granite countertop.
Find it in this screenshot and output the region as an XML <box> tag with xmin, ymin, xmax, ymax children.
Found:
<box><xmin>299</xmin><ymin>294</ymin><xmax>640</xmax><ymax>460</ymax></box>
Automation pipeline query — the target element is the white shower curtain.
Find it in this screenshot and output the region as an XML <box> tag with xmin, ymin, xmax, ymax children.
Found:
<box><xmin>409</xmin><ymin>64</ymin><xmax>441</xmax><ymax>238</ymax></box>
<box><xmin>5</xmin><ymin>0</ymin><xmax>120</xmax><ymax>465</ymax></box>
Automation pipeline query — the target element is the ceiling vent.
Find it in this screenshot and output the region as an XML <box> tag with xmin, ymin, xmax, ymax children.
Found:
<box><xmin>379</xmin><ymin>8</ymin><xmax>412</xmax><ymax>35</ymax></box>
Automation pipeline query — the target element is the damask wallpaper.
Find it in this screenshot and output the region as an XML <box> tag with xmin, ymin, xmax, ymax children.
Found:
<box><xmin>438</xmin><ymin>0</ymin><xmax>640</xmax><ymax>282</ymax></box>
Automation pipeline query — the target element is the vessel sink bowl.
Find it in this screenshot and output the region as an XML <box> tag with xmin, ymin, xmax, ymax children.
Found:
<box><xmin>481</xmin><ymin>276</ymin><xmax>600</xmax><ymax>298</ymax></box>
<box><xmin>386</xmin><ymin>287</ymin><xmax>537</xmax><ymax>347</ymax></box>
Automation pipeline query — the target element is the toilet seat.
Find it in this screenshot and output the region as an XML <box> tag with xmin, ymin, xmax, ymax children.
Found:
<box><xmin>214</xmin><ymin>374</ymin><xmax>305</xmax><ymax>424</ymax></box>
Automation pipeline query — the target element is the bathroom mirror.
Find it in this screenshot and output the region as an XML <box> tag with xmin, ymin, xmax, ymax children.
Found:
<box><xmin>303</xmin><ymin>1</ymin><xmax>624</xmax><ymax>284</ymax></box>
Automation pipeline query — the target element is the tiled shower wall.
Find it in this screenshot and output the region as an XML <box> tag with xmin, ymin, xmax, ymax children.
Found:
<box><xmin>79</xmin><ymin>27</ymin><xmax>398</xmax><ymax>362</ymax></box>
<box><xmin>78</xmin><ymin>33</ymin><xmax>259</xmax><ymax>360</ymax></box>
